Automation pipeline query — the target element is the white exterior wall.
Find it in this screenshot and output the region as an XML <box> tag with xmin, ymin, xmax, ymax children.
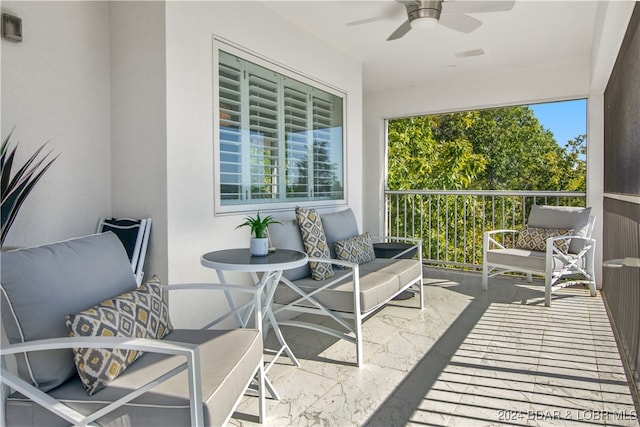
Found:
<box><xmin>109</xmin><ymin>2</ymin><xmax>169</xmax><ymax>281</ymax></box>
<box><xmin>163</xmin><ymin>1</ymin><xmax>362</xmax><ymax>325</ymax></box>
<box><xmin>0</xmin><ymin>1</ymin><xmax>112</xmax><ymax>247</ymax></box>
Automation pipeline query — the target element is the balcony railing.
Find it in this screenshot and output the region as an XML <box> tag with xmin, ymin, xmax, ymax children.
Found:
<box><xmin>385</xmin><ymin>190</ymin><xmax>586</xmax><ymax>269</ymax></box>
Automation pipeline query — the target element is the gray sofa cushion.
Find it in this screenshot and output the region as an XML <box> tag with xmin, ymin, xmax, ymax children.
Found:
<box><xmin>321</xmin><ymin>209</ymin><xmax>360</xmax><ymax>259</ymax></box>
<box><xmin>527</xmin><ymin>205</ymin><xmax>591</xmax><ymax>253</ymax></box>
<box><xmin>267</xmin><ymin>219</ymin><xmax>310</xmax><ymax>281</ymax></box>
<box><xmin>5</xmin><ymin>328</ymin><xmax>263</xmax><ymax>427</ymax></box>
<box><xmin>275</xmin><ymin>259</ymin><xmax>421</xmax><ymax>313</ymax></box>
<box><xmin>0</xmin><ymin>232</ymin><xmax>137</xmax><ymax>392</ymax></box>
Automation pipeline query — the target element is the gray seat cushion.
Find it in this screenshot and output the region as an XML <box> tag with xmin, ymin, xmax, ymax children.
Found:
<box><xmin>274</xmin><ymin>259</ymin><xmax>421</xmax><ymax>313</ymax></box>
<box><xmin>527</xmin><ymin>205</ymin><xmax>591</xmax><ymax>253</ymax></box>
<box><xmin>0</xmin><ymin>233</ymin><xmax>137</xmax><ymax>392</ymax></box>
<box><xmin>486</xmin><ymin>248</ymin><xmax>585</xmax><ymax>272</ymax></box>
<box><xmin>5</xmin><ymin>328</ymin><xmax>263</xmax><ymax>427</ymax></box>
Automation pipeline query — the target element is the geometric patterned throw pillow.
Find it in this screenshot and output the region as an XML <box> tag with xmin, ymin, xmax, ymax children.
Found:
<box><xmin>66</xmin><ymin>276</ymin><xmax>172</xmax><ymax>395</ymax></box>
<box><xmin>295</xmin><ymin>206</ymin><xmax>334</xmax><ymax>281</ymax></box>
<box><xmin>515</xmin><ymin>227</ymin><xmax>573</xmax><ymax>254</ymax></box>
<box><xmin>335</xmin><ymin>232</ymin><xmax>376</xmax><ymax>264</ymax></box>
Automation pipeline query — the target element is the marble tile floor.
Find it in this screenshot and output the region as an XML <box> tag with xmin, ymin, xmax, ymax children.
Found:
<box><xmin>230</xmin><ymin>269</ymin><xmax>638</xmax><ymax>427</ymax></box>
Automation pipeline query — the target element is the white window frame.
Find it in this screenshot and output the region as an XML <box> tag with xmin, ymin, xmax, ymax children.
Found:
<box><xmin>213</xmin><ymin>37</ymin><xmax>348</xmax><ymax>215</ymax></box>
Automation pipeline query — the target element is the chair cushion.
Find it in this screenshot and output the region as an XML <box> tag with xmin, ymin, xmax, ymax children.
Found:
<box><xmin>335</xmin><ymin>232</ymin><xmax>376</xmax><ymax>264</ymax></box>
<box><xmin>66</xmin><ymin>276</ymin><xmax>173</xmax><ymax>395</ymax></box>
<box><xmin>5</xmin><ymin>329</ymin><xmax>263</xmax><ymax>427</ymax></box>
<box><xmin>515</xmin><ymin>227</ymin><xmax>573</xmax><ymax>253</ymax></box>
<box><xmin>296</xmin><ymin>207</ymin><xmax>334</xmax><ymax>280</ymax></box>
<box><xmin>321</xmin><ymin>208</ymin><xmax>360</xmax><ymax>258</ymax></box>
<box><xmin>527</xmin><ymin>205</ymin><xmax>591</xmax><ymax>253</ymax></box>
<box><xmin>486</xmin><ymin>248</ymin><xmax>585</xmax><ymax>272</ymax></box>
<box><xmin>0</xmin><ymin>233</ymin><xmax>137</xmax><ymax>392</ymax></box>
<box><xmin>267</xmin><ymin>219</ymin><xmax>311</xmax><ymax>281</ymax></box>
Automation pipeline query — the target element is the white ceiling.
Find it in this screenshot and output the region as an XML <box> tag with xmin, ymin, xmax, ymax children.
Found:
<box><xmin>264</xmin><ymin>1</ymin><xmax>599</xmax><ymax>94</ymax></box>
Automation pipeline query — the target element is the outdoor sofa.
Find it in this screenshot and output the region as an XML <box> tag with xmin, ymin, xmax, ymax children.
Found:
<box><xmin>268</xmin><ymin>208</ymin><xmax>424</xmax><ymax>366</ymax></box>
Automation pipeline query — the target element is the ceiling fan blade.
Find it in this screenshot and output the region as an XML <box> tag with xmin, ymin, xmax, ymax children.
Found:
<box><xmin>439</xmin><ymin>12</ymin><xmax>482</xmax><ymax>33</ymax></box>
<box><xmin>387</xmin><ymin>19</ymin><xmax>412</xmax><ymax>41</ymax></box>
<box><xmin>443</xmin><ymin>0</ymin><xmax>515</xmax><ymax>15</ymax></box>
<box><xmin>346</xmin><ymin>16</ymin><xmax>384</xmax><ymax>27</ymax></box>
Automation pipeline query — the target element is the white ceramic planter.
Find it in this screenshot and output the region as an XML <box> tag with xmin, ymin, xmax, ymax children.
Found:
<box><xmin>250</xmin><ymin>237</ymin><xmax>269</xmax><ymax>256</ymax></box>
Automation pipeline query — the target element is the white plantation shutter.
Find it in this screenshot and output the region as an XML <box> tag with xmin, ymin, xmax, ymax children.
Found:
<box><xmin>217</xmin><ymin>49</ymin><xmax>344</xmax><ymax>210</ymax></box>
<box><xmin>218</xmin><ymin>55</ymin><xmax>243</xmax><ymax>202</ymax></box>
<box><xmin>248</xmin><ymin>72</ymin><xmax>279</xmax><ymax>200</ymax></box>
<box><xmin>284</xmin><ymin>85</ymin><xmax>310</xmax><ymax>199</ymax></box>
<box><xmin>312</xmin><ymin>95</ymin><xmax>338</xmax><ymax>199</ymax></box>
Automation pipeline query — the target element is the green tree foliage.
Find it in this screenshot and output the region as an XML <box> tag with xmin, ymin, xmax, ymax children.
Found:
<box><xmin>388</xmin><ymin>106</ymin><xmax>586</xmax><ymax>191</ymax></box>
<box><xmin>387</xmin><ymin>116</ymin><xmax>487</xmax><ymax>190</ymax></box>
<box><xmin>387</xmin><ymin>105</ymin><xmax>587</xmax><ymax>266</ymax></box>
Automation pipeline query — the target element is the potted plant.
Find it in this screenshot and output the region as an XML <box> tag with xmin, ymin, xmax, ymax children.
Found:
<box><xmin>236</xmin><ymin>212</ymin><xmax>281</xmax><ymax>256</ymax></box>
<box><xmin>1</xmin><ymin>130</ymin><xmax>57</xmax><ymax>247</ymax></box>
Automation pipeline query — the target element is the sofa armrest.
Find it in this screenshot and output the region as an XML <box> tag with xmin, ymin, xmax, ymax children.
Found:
<box><xmin>370</xmin><ymin>235</ymin><xmax>423</xmax><ymax>260</ymax></box>
<box><xmin>1</xmin><ymin>336</ymin><xmax>204</xmax><ymax>426</ymax></box>
<box><xmin>307</xmin><ymin>256</ymin><xmax>357</xmax><ymax>269</ymax></box>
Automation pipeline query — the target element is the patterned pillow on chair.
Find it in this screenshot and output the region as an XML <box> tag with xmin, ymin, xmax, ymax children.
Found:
<box><xmin>295</xmin><ymin>206</ymin><xmax>334</xmax><ymax>280</ymax></box>
<box><xmin>335</xmin><ymin>232</ymin><xmax>376</xmax><ymax>264</ymax></box>
<box><xmin>515</xmin><ymin>227</ymin><xmax>573</xmax><ymax>253</ymax></box>
<box><xmin>66</xmin><ymin>276</ymin><xmax>172</xmax><ymax>395</ymax></box>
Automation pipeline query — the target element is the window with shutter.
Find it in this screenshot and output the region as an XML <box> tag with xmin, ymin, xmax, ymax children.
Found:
<box><xmin>215</xmin><ymin>44</ymin><xmax>345</xmax><ymax>213</ymax></box>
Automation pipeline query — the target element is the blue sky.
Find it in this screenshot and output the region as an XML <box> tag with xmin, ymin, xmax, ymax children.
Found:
<box><xmin>529</xmin><ymin>99</ymin><xmax>587</xmax><ymax>146</ymax></box>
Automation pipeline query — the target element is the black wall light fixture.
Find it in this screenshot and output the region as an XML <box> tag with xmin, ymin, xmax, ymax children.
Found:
<box><xmin>2</xmin><ymin>13</ymin><xmax>22</xmax><ymax>42</ymax></box>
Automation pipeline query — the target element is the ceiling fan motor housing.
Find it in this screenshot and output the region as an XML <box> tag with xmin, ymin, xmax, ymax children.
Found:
<box><xmin>407</xmin><ymin>0</ymin><xmax>442</xmax><ymax>22</ymax></box>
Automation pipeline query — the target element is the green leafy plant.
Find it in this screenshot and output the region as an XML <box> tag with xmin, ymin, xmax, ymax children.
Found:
<box><xmin>1</xmin><ymin>130</ymin><xmax>58</xmax><ymax>246</ymax></box>
<box><xmin>235</xmin><ymin>212</ymin><xmax>281</xmax><ymax>238</ymax></box>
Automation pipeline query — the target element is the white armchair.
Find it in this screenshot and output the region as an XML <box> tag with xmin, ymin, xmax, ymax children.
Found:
<box><xmin>482</xmin><ymin>205</ymin><xmax>596</xmax><ymax>307</ymax></box>
<box><xmin>1</xmin><ymin>233</ymin><xmax>265</xmax><ymax>426</ymax></box>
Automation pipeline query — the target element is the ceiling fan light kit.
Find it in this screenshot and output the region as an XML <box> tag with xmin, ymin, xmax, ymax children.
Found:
<box><xmin>408</xmin><ymin>0</ymin><xmax>441</xmax><ymax>31</ymax></box>
<box><xmin>407</xmin><ymin>0</ymin><xmax>442</xmax><ymax>31</ymax></box>
<box><xmin>383</xmin><ymin>0</ymin><xmax>515</xmax><ymax>41</ymax></box>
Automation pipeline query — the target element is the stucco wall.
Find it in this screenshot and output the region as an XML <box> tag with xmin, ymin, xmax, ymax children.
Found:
<box><xmin>0</xmin><ymin>1</ymin><xmax>112</xmax><ymax>247</ymax></box>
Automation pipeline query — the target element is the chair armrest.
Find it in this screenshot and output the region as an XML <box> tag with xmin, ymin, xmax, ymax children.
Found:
<box><xmin>484</xmin><ymin>229</ymin><xmax>519</xmax><ymax>250</ymax></box>
<box><xmin>1</xmin><ymin>336</ymin><xmax>204</xmax><ymax>426</ymax></box>
<box><xmin>546</xmin><ymin>235</ymin><xmax>596</xmax><ymax>256</ymax></box>
<box><xmin>485</xmin><ymin>229</ymin><xmax>519</xmax><ymax>237</ymax></box>
<box><xmin>1</xmin><ymin>336</ymin><xmax>198</xmax><ymax>358</ymax></box>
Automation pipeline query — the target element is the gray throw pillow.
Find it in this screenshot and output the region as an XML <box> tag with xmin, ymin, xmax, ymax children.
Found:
<box><xmin>321</xmin><ymin>209</ymin><xmax>360</xmax><ymax>259</ymax></box>
<box><xmin>0</xmin><ymin>232</ymin><xmax>137</xmax><ymax>391</ymax></box>
<box><xmin>527</xmin><ymin>205</ymin><xmax>591</xmax><ymax>253</ymax></box>
<box><xmin>335</xmin><ymin>232</ymin><xmax>376</xmax><ymax>264</ymax></box>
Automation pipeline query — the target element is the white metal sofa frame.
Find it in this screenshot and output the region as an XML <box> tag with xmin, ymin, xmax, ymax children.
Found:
<box><xmin>0</xmin><ymin>233</ymin><xmax>265</xmax><ymax>426</ymax></box>
<box><xmin>273</xmin><ymin>236</ymin><xmax>424</xmax><ymax>367</ymax></box>
<box><xmin>97</xmin><ymin>217</ymin><xmax>152</xmax><ymax>285</ymax></box>
<box><xmin>482</xmin><ymin>215</ymin><xmax>597</xmax><ymax>307</ymax></box>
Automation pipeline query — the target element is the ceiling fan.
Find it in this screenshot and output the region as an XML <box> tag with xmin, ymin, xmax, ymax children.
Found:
<box><xmin>349</xmin><ymin>0</ymin><xmax>515</xmax><ymax>41</ymax></box>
